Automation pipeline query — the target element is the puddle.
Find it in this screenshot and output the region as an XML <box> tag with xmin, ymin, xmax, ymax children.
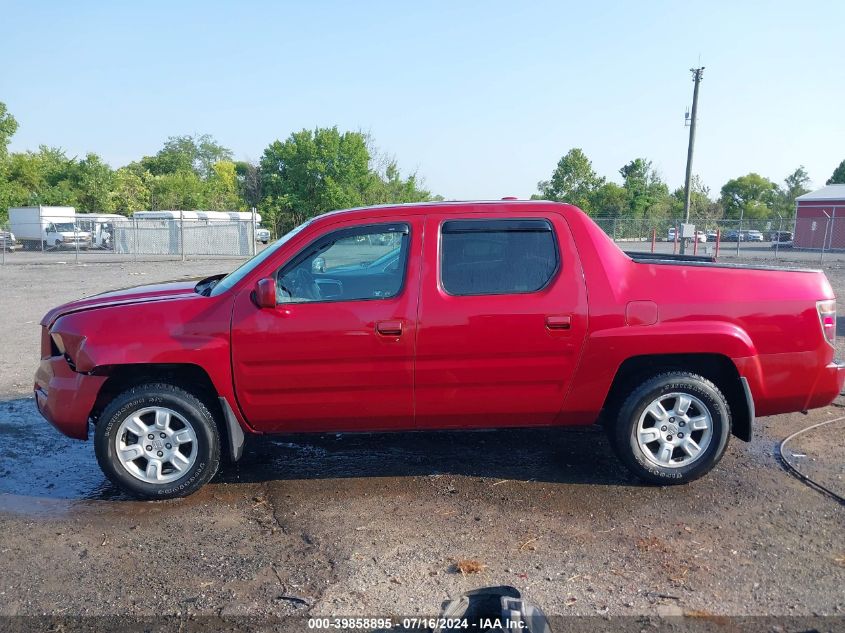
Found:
<box><xmin>1</xmin><ymin>396</ymin><xmax>648</xmax><ymax>515</ymax></box>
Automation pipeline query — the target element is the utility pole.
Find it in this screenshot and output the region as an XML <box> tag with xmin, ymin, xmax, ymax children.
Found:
<box><xmin>680</xmin><ymin>66</ymin><xmax>704</xmax><ymax>255</ymax></box>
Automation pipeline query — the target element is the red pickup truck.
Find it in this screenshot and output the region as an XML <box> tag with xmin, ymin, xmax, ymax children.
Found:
<box><xmin>35</xmin><ymin>201</ymin><xmax>844</xmax><ymax>498</ymax></box>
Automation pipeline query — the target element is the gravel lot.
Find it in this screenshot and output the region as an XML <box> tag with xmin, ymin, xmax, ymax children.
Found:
<box><xmin>0</xmin><ymin>255</ymin><xmax>843</xmax><ymax>624</ymax></box>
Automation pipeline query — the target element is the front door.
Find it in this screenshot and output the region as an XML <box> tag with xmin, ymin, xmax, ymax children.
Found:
<box><xmin>415</xmin><ymin>212</ymin><xmax>588</xmax><ymax>428</ymax></box>
<box><xmin>230</xmin><ymin>217</ymin><xmax>421</xmax><ymax>433</ymax></box>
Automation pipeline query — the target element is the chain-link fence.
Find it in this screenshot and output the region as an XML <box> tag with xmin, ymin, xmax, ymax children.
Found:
<box><xmin>4</xmin><ymin>209</ymin><xmax>845</xmax><ymax>266</ymax></box>
<box><xmin>1</xmin><ymin>215</ymin><xmax>264</xmax><ymax>265</ymax></box>
<box><xmin>594</xmin><ymin>214</ymin><xmax>845</xmax><ymax>264</ymax></box>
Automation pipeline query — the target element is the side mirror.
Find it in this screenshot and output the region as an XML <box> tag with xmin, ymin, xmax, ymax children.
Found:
<box><xmin>254</xmin><ymin>278</ymin><xmax>276</xmax><ymax>308</ymax></box>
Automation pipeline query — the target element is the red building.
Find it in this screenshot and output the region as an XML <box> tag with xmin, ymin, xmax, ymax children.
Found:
<box><xmin>794</xmin><ymin>185</ymin><xmax>845</xmax><ymax>249</ymax></box>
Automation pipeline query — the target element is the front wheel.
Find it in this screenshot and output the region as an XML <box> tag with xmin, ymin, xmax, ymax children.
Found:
<box><xmin>95</xmin><ymin>383</ymin><xmax>221</xmax><ymax>499</ymax></box>
<box><xmin>608</xmin><ymin>372</ymin><xmax>731</xmax><ymax>485</ymax></box>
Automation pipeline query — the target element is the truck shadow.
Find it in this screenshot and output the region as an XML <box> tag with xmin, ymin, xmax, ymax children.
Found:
<box><xmin>0</xmin><ymin>396</ymin><xmax>634</xmax><ymax>503</ymax></box>
<box><xmin>218</xmin><ymin>426</ymin><xmax>632</xmax><ymax>487</ymax></box>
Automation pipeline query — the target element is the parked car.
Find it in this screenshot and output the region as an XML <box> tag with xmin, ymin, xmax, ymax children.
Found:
<box><xmin>255</xmin><ymin>227</ymin><xmax>271</xmax><ymax>244</ymax></box>
<box><xmin>0</xmin><ymin>229</ymin><xmax>17</xmax><ymax>251</ymax></box>
<box><xmin>743</xmin><ymin>230</ymin><xmax>764</xmax><ymax>242</ymax></box>
<box><xmin>34</xmin><ymin>201</ymin><xmax>844</xmax><ymax>498</ymax></box>
<box><xmin>706</xmin><ymin>231</ymin><xmax>718</xmax><ymax>242</ymax></box>
<box><xmin>722</xmin><ymin>230</ymin><xmax>745</xmax><ymax>242</ymax></box>
<box><xmin>667</xmin><ymin>228</ymin><xmax>706</xmax><ymax>243</ymax></box>
<box><xmin>771</xmin><ymin>231</ymin><xmax>794</xmax><ymax>248</ymax></box>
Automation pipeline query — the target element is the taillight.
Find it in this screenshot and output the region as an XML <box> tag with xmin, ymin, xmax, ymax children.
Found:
<box><xmin>817</xmin><ymin>300</ymin><xmax>836</xmax><ymax>347</ymax></box>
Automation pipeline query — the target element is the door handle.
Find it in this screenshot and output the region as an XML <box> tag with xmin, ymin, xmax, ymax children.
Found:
<box><xmin>376</xmin><ymin>320</ymin><xmax>403</xmax><ymax>336</ymax></box>
<box><xmin>545</xmin><ymin>315</ymin><xmax>571</xmax><ymax>330</ymax></box>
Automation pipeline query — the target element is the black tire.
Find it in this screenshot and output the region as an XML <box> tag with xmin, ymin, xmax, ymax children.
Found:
<box><xmin>608</xmin><ymin>372</ymin><xmax>731</xmax><ymax>485</ymax></box>
<box><xmin>95</xmin><ymin>383</ymin><xmax>221</xmax><ymax>499</ymax></box>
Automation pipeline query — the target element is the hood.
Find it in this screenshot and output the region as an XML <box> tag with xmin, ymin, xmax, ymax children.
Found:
<box><xmin>40</xmin><ymin>279</ymin><xmax>203</xmax><ymax>326</ymax></box>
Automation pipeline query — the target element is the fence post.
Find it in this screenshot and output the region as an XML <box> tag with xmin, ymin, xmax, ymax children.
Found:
<box><xmin>180</xmin><ymin>211</ymin><xmax>186</xmax><ymax>262</ymax></box>
<box><xmin>673</xmin><ymin>223</ymin><xmax>679</xmax><ymax>254</ymax></box>
<box><xmin>736</xmin><ymin>212</ymin><xmax>743</xmax><ymax>258</ymax></box>
<box><xmin>75</xmin><ymin>225</ymin><xmax>79</xmax><ymax>265</ymax></box>
<box><xmin>612</xmin><ymin>218</ymin><xmax>618</xmax><ymax>242</ymax></box>
<box><xmin>774</xmin><ymin>216</ymin><xmax>783</xmax><ymax>262</ymax></box>
<box><xmin>1</xmin><ymin>230</ymin><xmax>5</xmax><ymax>266</ymax></box>
<box><xmin>133</xmin><ymin>216</ymin><xmax>138</xmax><ymax>262</ymax></box>
<box><xmin>715</xmin><ymin>229</ymin><xmax>720</xmax><ymax>259</ymax></box>
<box><xmin>251</xmin><ymin>207</ymin><xmax>257</xmax><ymax>256</ymax></box>
<box><xmin>821</xmin><ymin>215</ymin><xmax>830</xmax><ymax>265</ymax></box>
<box><xmin>651</xmin><ymin>228</ymin><xmax>656</xmax><ymax>253</ymax></box>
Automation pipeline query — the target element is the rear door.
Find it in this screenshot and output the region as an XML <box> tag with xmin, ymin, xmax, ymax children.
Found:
<box><xmin>415</xmin><ymin>211</ymin><xmax>588</xmax><ymax>428</ymax></box>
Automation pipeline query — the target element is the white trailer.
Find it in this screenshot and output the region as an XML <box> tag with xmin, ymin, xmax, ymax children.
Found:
<box><xmin>74</xmin><ymin>213</ymin><xmax>127</xmax><ymax>249</ymax></box>
<box><xmin>8</xmin><ymin>206</ymin><xmax>93</xmax><ymax>250</ymax></box>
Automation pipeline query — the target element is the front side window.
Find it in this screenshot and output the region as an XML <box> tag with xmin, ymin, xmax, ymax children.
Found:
<box><xmin>440</xmin><ymin>219</ymin><xmax>559</xmax><ymax>296</ymax></box>
<box><xmin>276</xmin><ymin>224</ymin><xmax>409</xmax><ymax>303</ymax></box>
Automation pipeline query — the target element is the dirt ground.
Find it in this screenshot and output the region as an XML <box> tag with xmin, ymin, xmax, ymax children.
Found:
<box><xmin>0</xmin><ymin>256</ymin><xmax>843</xmax><ymax>625</ymax></box>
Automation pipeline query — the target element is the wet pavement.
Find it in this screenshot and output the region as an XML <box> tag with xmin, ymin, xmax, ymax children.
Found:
<box><xmin>1</xmin><ymin>259</ymin><xmax>844</xmax><ymax>620</ymax></box>
<box><xmin>1</xmin><ymin>393</ymin><xmax>844</xmax><ymax>619</ymax></box>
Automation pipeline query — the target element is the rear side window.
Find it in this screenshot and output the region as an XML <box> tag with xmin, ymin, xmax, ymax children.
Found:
<box><xmin>440</xmin><ymin>219</ymin><xmax>559</xmax><ymax>296</ymax></box>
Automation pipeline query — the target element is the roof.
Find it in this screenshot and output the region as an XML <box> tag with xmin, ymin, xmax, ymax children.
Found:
<box><xmin>796</xmin><ymin>185</ymin><xmax>845</xmax><ymax>202</ymax></box>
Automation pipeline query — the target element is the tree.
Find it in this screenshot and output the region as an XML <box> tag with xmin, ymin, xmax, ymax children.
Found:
<box><xmin>619</xmin><ymin>158</ymin><xmax>670</xmax><ymax>219</ymax></box>
<box><xmin>141</xmin><ymin>134</ymin><xmax>233</xmax><ymax>179</ymax></box>
<box><xmin>149</xmin><ymin>171</ymin><xmax>207</xmax><ymax>210</ymax></box>
<box><xmin>0</xmin><ymin>101</ymin><xmax>19</xmax><ymax>158</ymax></box>
<box><xmin>75</xmin><ymin>153</ymin><xmax>115</xmax><ymax>212</ymax></box>
<box><xmin>773</xmin><ymin>166</ymin><xmax>811</xmax><ymax>217</ymax></box>
<box><xmin>719</xmin><ymin>173</ymin><xmax>778</xmax><ymax>219</ymax></box>
<box><xmin>670</xmin><ymin>175</ymin><xmax>714</xmax><ymax>219</ymax></box>
<box><xmin>109</xmin><ymin>167</ymin><xmax>150</xmax><ymax>214</ymax></box>
<box><xmin>536</xmin><ymin>148</ymin><xmax>604</xmax><ymax>212</ymax></box>
<box><xmin>367</xmin><ymin>159</ymin><xmax>432</xmax><ymax>205</ymax></box>
<box><xmin>589</xmin><ymin>182</ymin><xmax>628</xmax><ymax>218</ymax></box>
<box><xmin>827</xmin><ymin>159</ymin><xmax>845</xmax><ymax>185</ymax></box>
<box><xmin>205</xmin><ymin>160</ymin><xmax>242</xmax><ymax>210</ymax></box>
<box><xmin>235</xmin><ymin>160</ymin><xmax>262</xmax><ymax>209</ymax></box>
<box><xmin>259</xmin><ymin>127</ymin><xmax>374</xmax><ymax>232</ymax></box>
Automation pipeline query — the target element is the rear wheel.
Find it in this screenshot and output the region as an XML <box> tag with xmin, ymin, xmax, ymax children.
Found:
<box><xmin>95</xmin><ymin>383</ymin><xmax>220</xmax><ymax>499</ymax></box>
<box><xmin>608</xmin><ymin>372</ymin><xmax>731</xmax><ymax>484</ymax></box>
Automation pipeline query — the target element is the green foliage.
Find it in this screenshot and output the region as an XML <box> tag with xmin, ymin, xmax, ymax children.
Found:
<box><xmin>772</xmin><ymin>166</ymin><xmax>811</xmax><ymax>217</ymax></box>
<box><xmin>367</xmin><ymin>160</ymin><xmax>432</xmax><ymax>206</ymax></box>
<box><xmin>827</xmin><ymin>159</ymin><xmax>845</xmax><ymax>185</ymax></box>
<box><xmin>537</xmin><ymin>148</ymin><xmax>604</xmax><ymax>211</ymax></box>
<box><xmin>110</xmin><ymin>167</ymin><xmax>150</xmax><ymax>214</ymax></box>
<box><xmin>149</xmin><ymin>170</ymin><xmax>208</xmax><ymax>210</ymax></box>
<box><xmin>619</xmin><ymin>158</ymin><xmax>670</xmax><ymax>219</ymax></box>
<box><xmin>260</xmin><ymin>127</ymin><xmax>373</xmax><ymax>221</ymax></box>
<box><xmin>259</xmin><ymin>127</ymin><xmax>434</xmax><ymax>235</ymax></box>
<box><xmin>671</xmin><ymin>175</ymin><xmax>720</xmax><ymax>220</ymax></box>
<box><xmin>589</xmin><ymin>182</ymin><xmax>628</xmax><ymax>218</ymax></box>
<box><xmin>0</xmin><ymin>102</ymin><xmax>19</xmax><ymax>158</ymax></box>
<box><xmin>141</xmin><ymin>134</ymin><xmax>233</xmax><ymax>179</ymax></box>
<box><xmin>75</xmin><ymin>153</ymin><xmax>116</xmax><ymax>212</ymax></box>
<box><xmin>719</xmin><ymin>173</ymin><xmax>778</xmax><ymax>219</ymax></box>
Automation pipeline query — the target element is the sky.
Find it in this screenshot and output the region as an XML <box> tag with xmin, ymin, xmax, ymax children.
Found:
<box><xmin>2</xmin><ymin>0</ymin><xmax>844</xmax><ymax>200</ymax></box>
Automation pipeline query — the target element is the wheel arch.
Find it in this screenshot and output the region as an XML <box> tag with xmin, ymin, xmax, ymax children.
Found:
<box><xmin>603</xmin><ymin>353</ymin><xmax>753</xmax><ymax>442</ymax></box>
<box><xmin>90</xmin><ymin>363</ymin><xmax>245</xmax><ymax>460</ymax></box>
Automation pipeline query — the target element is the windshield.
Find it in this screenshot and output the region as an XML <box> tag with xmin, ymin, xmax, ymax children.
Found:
<box><xmin>54</xmin><ymin>223</ymin><xmax>80</xmax><ymax>232</ymax></box>
<box><xmin>209</xmin><ymin>220</ymin><xmax>311</xmax><ymax>296</ymax></box>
